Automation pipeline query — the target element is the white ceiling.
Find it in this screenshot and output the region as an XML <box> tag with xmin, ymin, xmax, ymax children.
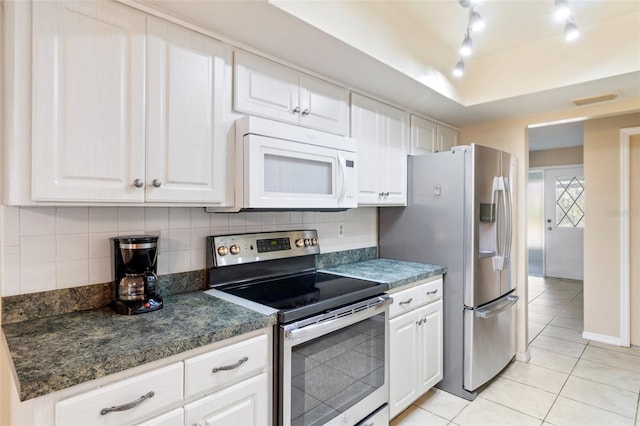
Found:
<box><xmin>141</xmin><ymin>0</ymin><xmax>640</xmax><ymax>127</ymax></box>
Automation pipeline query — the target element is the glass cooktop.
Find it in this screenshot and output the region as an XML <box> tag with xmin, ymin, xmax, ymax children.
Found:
<box><xmin>214</xmin><ymin>272</ymin><xmax>388</xmax><ymax>323</ymax></box>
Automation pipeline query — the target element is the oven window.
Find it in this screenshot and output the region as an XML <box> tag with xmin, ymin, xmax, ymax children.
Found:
<box><xmin>289</xmin><ymin>313</ymin><xmax>386</xmax><ymax>426</ymax></box>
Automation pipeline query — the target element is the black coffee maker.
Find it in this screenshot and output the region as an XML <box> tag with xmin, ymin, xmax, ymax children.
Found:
<box><xmin>111</xmin><ymin>235</ymin><xmax>163</xmax><ymax>315</ymax></box>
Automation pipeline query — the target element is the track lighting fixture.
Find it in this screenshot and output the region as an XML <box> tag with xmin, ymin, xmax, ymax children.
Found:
<box><xmin>453</xmin><ymin>0</ymin><xmax>579</xmax><ymax>76</ymax></box>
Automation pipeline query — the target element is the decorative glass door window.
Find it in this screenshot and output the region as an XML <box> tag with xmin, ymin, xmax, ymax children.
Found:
<box><xmin>555</xmin><ymin>176</ymin><xmax>585</xmax><ymax>228</ymax></box>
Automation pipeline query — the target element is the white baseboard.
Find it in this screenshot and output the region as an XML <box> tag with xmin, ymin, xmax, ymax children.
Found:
<box><xmin>516</xmin><ymin>350</ymin><xmax>531</xmax><ymax>362</ymax></box>
<box><xmin>582</xmin><ymin>331</ymin><xmax>625</xmax><ymax>346</ymax></box>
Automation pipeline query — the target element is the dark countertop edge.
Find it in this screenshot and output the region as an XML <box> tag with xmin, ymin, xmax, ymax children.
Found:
<box><xmin>5</xmin><ymin>310</ymin><xmax>277</xmax><ymax>402</ymax></box>
<box><xmin>386</xmin><ymin>267</ymin><xmax>447</xmax><ymax>291</ymax></box>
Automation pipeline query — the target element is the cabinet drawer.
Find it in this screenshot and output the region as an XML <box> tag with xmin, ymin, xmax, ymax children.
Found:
<box><xmin>56</xmin><ymin>362</ymin><xmax>183</xmax><ymax>426</ymax></box>
<box><xmin>185</xmin><ymin>334</ymin><xmax>268</xmax><ymax>398</ymax></box>
<box><xmin>389</xmin><ymin>286</ymin><xmax>421</xmax><ymax>318</ymax></box>
<box><xmin>135</xmin><ymin>408</ymin><xmax>184</xmax><ymax>426</ymax></box>
<box><xmin>418</xmin><ymin>278</ymin><xmax>443</xmax><ymax>305</ymax></box>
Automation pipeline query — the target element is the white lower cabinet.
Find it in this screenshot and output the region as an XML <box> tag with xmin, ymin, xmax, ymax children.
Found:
<box><xmin>17</xmin><ymin>330</ymin><xmax>272</xmax><ymax>426</ymax></box>
<box><xmin>388</xmin><ymin>277</ymin><xmax>443</xmax><ymax>420</ymax></box>
<box><xmin>184</xmin><ymin>373</ymin><xmax>269</xmax><ymax>426</ymax></box>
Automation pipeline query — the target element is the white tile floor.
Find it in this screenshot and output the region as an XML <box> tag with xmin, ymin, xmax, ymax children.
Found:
<box><xmin>392</xmin><ymin>276</ymin><xmax>640</xmax><ymax>426</ymax></box>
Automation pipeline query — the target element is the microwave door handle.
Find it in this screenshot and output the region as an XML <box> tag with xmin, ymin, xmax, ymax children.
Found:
<box><xmin>338</xmin><ymin>153</ymin><xmax>347</xmax><ymax>205</ymax></box>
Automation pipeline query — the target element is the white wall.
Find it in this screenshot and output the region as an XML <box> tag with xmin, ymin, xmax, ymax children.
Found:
<box><xmin>0</xmin><ymin>206</ymin><xmax>377</xmax><ymax>296</ymax></box>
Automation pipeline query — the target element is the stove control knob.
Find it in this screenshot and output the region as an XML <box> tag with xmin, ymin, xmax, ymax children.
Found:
<box><xmin>312</xmin><ymin>238</ymin><xmax>318</xmax><ymax>246</ymax></box>
<box><xmin>230</xmin><ymin>244</ymin><xmax>240</xmax><ymax>255</ymax></box>
<box><xmin>304</xmin><ymin>238</ymin><xmax>311</xmax><ymax>247</ymax></box>
<box><xmin>295</xmin><ymin>239</ymin><xmax>304</xmax><ymax>248</ymax></box>
<box><xmin>217</xmin><ymin>246</ymin><xmax>229</xmax><ymax>256</ymax></box>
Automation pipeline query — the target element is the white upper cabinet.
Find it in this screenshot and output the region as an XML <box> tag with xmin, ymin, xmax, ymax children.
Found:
<box><xmin>410</xmin><ymin>114</ymin><xmax>458</xmax><ymax>155</ymax></box>
<box><xmin>146</xmin><ymin>17</ymin><xmax>231</xmax><ymax>204</ymax></box>
<box><xmin>32</xmin><ymin>0</ymin><xmax>146</xmax><ymax>202</ymax></box>
<box><xmin>28</xmin><ymin>1</ymin><xmax>232</xmax><ymax>205</ymax></box>
<box><xmin>234</xmin><ymin>50</ymin><xmax>349</xmax><ymax>135</ymax></box>
<box><xmin>351</xmin><ymin>93</ymin><xmax>408</xmax><ymax>206</ymax></box>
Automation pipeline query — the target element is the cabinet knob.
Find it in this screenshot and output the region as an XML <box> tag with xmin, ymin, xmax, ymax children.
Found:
<box><xmin>152</xmin><ymin>179</ymin><xmax>162</xmax><ymax>188</ymax></box>
<box><xmin>301</xmin><ymin>108</ymin><xmax>310</xmax><ymax>117</ymax></box>
<box><xmin>384</xmin><ymin>192</ymin><xmax>390</xmax><ymax>197</ymax></box>
<box><xmin>133</xmin><ymin>179</ymin><xmax>144</xmax><ymax>188</ymax></box>
<box><xmin>292</xmin><ymin>106</ymin><xmax>301</xmax><ymax>114</ymax></box>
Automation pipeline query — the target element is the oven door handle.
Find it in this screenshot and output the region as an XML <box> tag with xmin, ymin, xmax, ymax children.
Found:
<box><xmin>283</xmin><ymin>295</ymin><xmax>392</xmax><ymax>343</ymax></box>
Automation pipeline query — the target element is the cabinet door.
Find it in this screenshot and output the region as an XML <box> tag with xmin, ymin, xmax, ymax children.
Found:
<box><xmin>32</xmin><ymin>0</ymin><xmax>146</xmax><ymax>202</ymax></box>
<box><xmin>437</xmin><ymin>125</ymin><xmax>458</xmax><ymax>153</ymax></box>
<box><xmin>418</xmin><ymin>301</ymin><xmax>443</xmax><ymax>393</ymax></box>
<box><xmin>234</xmin><ymin>50</ymin><xmax>299</xmax><ymax>124</ymax></box>
<box><xmin>410</xmin><ymin>115</ymin><xmax>437</xmax><ymax>155</ymax></box>
<box><xmin>299</xmin><ymin>74</ymin><xmax>349</xmax><ymax>135</ymax></box>
<box><xmin>380</xmin><ymin>104</ymin><xmax>408</xmax><ymax>205</ymax></box>
<box><xmin>135</xmin><ymin>408</ymin><xmax>184</xmax><ymax>426</ymax></box>
<box><xmin>350</xmin><ymin>93</ymin><xmax>382</xmax><ymax>205</ymax></box>
<box><xmin>184</xmin><ymin>373</ymin><xmax>269</xmax><ymax>426</ymax></box>
<box><xmin>389</xmin><ymin>311</ymin><xmax>419</xmax><ymax>420</ymax></box>
<box><xmin>147</xmin><ymin>17</ymin><xmax>231</xmax><ymax>203</ymax></box>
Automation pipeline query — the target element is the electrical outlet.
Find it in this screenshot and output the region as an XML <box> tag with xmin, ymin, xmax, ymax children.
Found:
<box><xmin>338</xmin><ymin>223</ymin><xmax>344</xmax><ymax>239</ymax></box>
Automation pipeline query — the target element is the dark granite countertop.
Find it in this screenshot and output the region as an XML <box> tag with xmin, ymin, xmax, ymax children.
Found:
<box><xmin>2</xmin><ymin>292</ymin><xmax>276</xmax><ymax>402</ymax></box>
<box><xmin>321</xmin><ymin>258</ymin><xmax>446</xmax><ymax>290</ymax></box>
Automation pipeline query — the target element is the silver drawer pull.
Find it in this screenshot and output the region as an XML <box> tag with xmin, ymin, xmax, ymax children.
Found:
<box><xmin>100</xmin><ymin>391</ymin><xmax>154</xmax><ymax>415</ymax></box>
<box><xmin>212</xmin><ymin>356</ymin><xmax>248</xmax><ymax>373</ymax></box>
<box><xmin>399</xmin><ymin>298</ymin><xmax>413</xmax><ymax>305</ymax></box>
<box><xmin>427</xmin><ymin>289</ymin><xmax>438</xmax><ymax>295</ymax></box>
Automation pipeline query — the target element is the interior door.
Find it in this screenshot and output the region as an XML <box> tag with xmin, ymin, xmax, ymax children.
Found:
<box><xmin>544</xmin><ymin>166</ymin><xmax>585</xmax><ymax>280</ymax></box>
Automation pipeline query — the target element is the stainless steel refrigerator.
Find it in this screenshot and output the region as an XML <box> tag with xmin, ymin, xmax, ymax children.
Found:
<box><xmin>379</xmin><ymin>144</ymin><xmax>517</xmax><ymax>400</ymax></box>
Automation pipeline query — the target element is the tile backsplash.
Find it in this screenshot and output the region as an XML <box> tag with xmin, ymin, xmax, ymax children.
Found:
<box><xmin>0</xmin><ymin>206</ymin><xmax>378</xmax><ymax>296</ymax></box>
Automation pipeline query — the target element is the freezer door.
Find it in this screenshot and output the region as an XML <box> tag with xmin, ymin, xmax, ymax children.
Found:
<box><xmin>466</xmin><ymin>145</ymin><xmax>502</xmax><ymax>307</ymax></box>
<box><xmin>463</xmin><ymin>294</ymin><xmax>517</xmax><ymax>391</ymax></box>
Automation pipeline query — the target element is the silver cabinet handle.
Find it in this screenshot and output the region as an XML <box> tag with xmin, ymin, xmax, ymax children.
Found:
<box><xmin>212</xmin><ymin>356</ymin><xmax>248</xmax><ymax>373</ymax></box>
<box><xmin>427</xmin><ymin>289</ymin><xmax>438</xmax><ymax>295</ymax></box>
<box><xmin>384</xmin><ymin>192</ymin><xmax>390</xmax><ymax>196</ymax></box>
<box><xmin>301</xmin><ymin>108</ymin><xmax>310</xmax><ymax>116</ymax></box>
<box><xmin>378</xmin><ymin>192</ymin><xmax>384</xmax><ymax>197</ymax></box>
<box><xmin>416</xmin><ymin>318</ymin><xmax>426</xmax><ymax>326</ymax></box>
<box><xmin>399</xmin><ymin>298</ymin><xmax>413</xmax><ymax>305</ymax></box>
<box><xmin>133</xmin><ymin>179</ymin><xmax>144</xmax><ymax>188</ymax></box>
<box><xmin>292</xmin><ymin>106</ymin><xmax>301</xmax><ymax>114</ymax></box>
<box><xmin>152</xmin><ymin>179</ymin><xmax>162</xmax><ymax>188</ymax></box>
<box><xmin>100</xmin><ymin>391</ymin><xmax>154</xmax><ymax>415</ymax></box>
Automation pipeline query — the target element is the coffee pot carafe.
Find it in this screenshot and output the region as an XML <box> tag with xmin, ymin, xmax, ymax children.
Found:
<box><xmin>112</xmin><ymin>235</ymin><xmax>163</xmax><ymax>315</ymax></box>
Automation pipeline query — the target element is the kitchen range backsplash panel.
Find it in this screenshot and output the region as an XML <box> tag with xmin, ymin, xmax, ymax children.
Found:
<box><xmin>0</xmin><ymin>206</ymin><xmax>377</xmax><ymax>297</ymax></box>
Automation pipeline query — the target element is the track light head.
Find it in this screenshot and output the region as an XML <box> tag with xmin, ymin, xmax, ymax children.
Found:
<box><xmin>469</xmin><ymin>9</ymin><xmax>485</xmax><ymax>32</ymax></box>
<box><xmin>554</xmin><ymin>0</ymin><xmax>571</xmax><ymax>20</ymax></box>
<box><xmin>460</xmin><ymin>33</ymin><xmax>473</xmax><ymax>56</ymax></box>
<box><xmin>453</xmin><ymin>59</ymin><xmax>465</xmax><ymax>77</ymax></box>
<box><xmin>564</xmin><ymin>20</ymin><xmax>579</xmax><ymax>41</ymax></box>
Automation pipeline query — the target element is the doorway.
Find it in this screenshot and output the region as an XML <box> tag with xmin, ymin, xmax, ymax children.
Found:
<box><xmin>544</xmin><ymin>166</ymin><xmax>584</xmax><ymax>280</ymax></box>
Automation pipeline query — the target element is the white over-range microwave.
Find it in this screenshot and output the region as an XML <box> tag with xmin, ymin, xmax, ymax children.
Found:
<box><xmin>226</xmin><ymin>116</ymin><xmax>358</xmax><ymax>211</ymax></box>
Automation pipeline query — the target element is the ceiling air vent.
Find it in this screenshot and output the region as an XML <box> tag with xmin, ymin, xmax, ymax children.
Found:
<box><xmin>571</xmin><ymin>93</ymin><xmax>618</xmax><ymax>106</ymax></box>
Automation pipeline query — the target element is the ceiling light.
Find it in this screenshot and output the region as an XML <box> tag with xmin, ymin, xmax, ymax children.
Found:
<box><xmin>554</xmin><ymin>0</ymin><xmax>570</xmax><ymax>20</ymax></box>
<box><xmin>460</xmin><ymin>32</ymin><xmax>473</xmax><ymax>56</ymax></box>
<box><xmin>453</xmin><ymin>59</ymin><xmax>465</xmax><ymax>77</ymax></box>
<box><xmin>469</xmin><ymin>9</ymin><xmax>485</xmax><ymax>32</ymax></box>
<box><xmin>564</xmin><ymin>20</ymin><xmax>579</xmax><ymax>41</ymax></box>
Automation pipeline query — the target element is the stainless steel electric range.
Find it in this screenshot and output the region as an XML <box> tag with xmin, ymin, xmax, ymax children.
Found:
<box><xmin>205</xmin><ymin>230</ymin><xmax>391</xmax><ymax>426</ymax></box>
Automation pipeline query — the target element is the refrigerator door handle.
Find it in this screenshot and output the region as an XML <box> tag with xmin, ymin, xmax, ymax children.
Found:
<box><xmin>492</xmin><ymin>176</ymin><xmax>507</xmax><ymax>270</ymax></box>
<box><xmin>475</xmin><ymin>295</ymin><xmax>519</xmax><ymax>319</ymax></box>
<box><xmin>504</xmin><ymin>176</ymin><xmax>513</xmax><ymax>267</ymax></box>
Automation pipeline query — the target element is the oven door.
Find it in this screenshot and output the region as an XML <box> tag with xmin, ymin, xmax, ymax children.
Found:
<box><xmin>280</xmin><ymin>295</ymin><xmax>391</xmax><ymax>426</ymax></box>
